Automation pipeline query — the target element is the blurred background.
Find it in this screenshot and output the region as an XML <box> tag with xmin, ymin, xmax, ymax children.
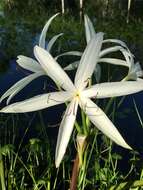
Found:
<box><xmin>0</xmin><ymin>0</ymin><xmax>143</xmax><ymax>68</ymax></box>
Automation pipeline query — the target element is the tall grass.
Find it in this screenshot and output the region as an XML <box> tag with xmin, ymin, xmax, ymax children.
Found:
<box><xmin>0</xmin><ymin>102</ymin><xmax>143</xmax><ymax>189</ymax></box>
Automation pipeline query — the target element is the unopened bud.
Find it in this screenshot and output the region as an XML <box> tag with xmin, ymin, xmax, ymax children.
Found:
<box><xmin>76</xmin><ymin>134</ymin><xmax>87</xmax><ymax>167</ymax></box>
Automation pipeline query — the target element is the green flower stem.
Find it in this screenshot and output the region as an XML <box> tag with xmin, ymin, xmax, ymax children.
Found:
<box><xmin>86</xmin><ymin>132</ymin><xmax>98</xmax><ymax>169</ymax></box>
<box><xmin>53</xmin><ymin>168</ymin><xmax>59</xmax><ymax>190</ymax></box>
<box><xmin>47</xmin><ymin>180</ymin><xmax>50</xmax><ymax>190</ymax></box>
<box><xmin>78</xmin><ymin>151</ymin><xmax>83</xmax><ymax>169</ymax></box>
<box><xmin>81</xmin><ymin>150</ymin><xmax>88</xmax><ymax>190</ymax></box>
<box><xmin>78</xmin><ymin>132</ymin><xmax>98</xmax><ymax>189</ymax></box>
<box><xmin>75</xmin><ymin>121</ymin><xmax>81</xmax><ymax>133</ymax></box>
<box><xmin>0</xmin><ymin>150</ymin><xmax>6</xmax><ymax>190</ymax></box>
<box><xmin>78</xmin><ymin>150</ymin><xmax>87</xmax><ymax>189</ymax></box>
<box><xmin>81</xmin><ymin>110</ymin><xmax>88</xmax><ymax>135</ymax></box>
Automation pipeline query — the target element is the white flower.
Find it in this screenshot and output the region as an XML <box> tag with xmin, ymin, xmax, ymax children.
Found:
<box><xmin>1</xmin><ymin>14</ymin><xmax>134</xmax><ymax>104</ymax></box>
<box><xmin>0</xmin><ymin>14</ymin><xmax>82</xmax><ymax>104</ymax></box>
<box><xmin>0</xmin><ymin>14</ymin><xmax>60</xmax><ymax>104</ymax></box>
<box><xmin>65</xmin><ymin>14</ymin><xmax>133</xmax><ymax>83</ymax></box>
<box><xmin>1</xmin><ymin>33</ymin><xmax>143</xmax><ymax>168</ymax></box>
<box><xmin>122</xmin><ymin>52</ymin><xmax>143</xmax><ymax>81</ymax></box>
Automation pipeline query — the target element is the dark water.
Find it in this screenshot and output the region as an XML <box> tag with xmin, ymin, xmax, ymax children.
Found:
<box><xmin>0</xmin><ymin>0</ymin><xmax>143</xmax><ymax>153</ymax></box>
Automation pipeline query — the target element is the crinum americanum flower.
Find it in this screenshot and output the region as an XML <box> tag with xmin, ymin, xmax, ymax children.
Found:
<box><xmin>1</xmin><ymin>33</ymin><xmax>143</xmax><ymax>167</ymax></box>
<box><xmin>1</xmin><ymin>14</ymin><xmax>137</xmax><ymax>105</ymax></box>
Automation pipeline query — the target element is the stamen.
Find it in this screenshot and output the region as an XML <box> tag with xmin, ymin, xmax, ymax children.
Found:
<box><xmin>84</xmin><ymin>77</ymin><xmax>91</xmax><ymax>86</ymax></box>
<box><xmin>81</xmin><ymin>101</ymin><xmax>103</xmax><ymax>117</ymax></box>
<box><xmin>47</xmin><ymin>94</ymin><xmax>64</xmax><ymax>104</ymax></box>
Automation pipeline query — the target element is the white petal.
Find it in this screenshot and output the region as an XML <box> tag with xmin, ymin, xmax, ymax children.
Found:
<box><xmin>98</xmin><ymin>58</ymin><xmax>129</xmax><ymax>67</ymax></box>
<box><xmin>84</xmin><ymin>14</ymin><xmax>96</xmax><ymax>43</ymax></box>
<box><xmin>6</xmin><ymin>89</ymin><xmax>21</xmax><ymax>105</ymax></box>
<box><xmin>137</xmin><ymin>78</ymin><xmax>143</xmax><ymax>81</ymax></box>
<box><xmin>125</xmin><ymin>62</ymin><xmax>143</xmax><ymax>81</ymax></box>
<box><xmin>121</xmin><ymin>48</ymin><xmax>132</xmax><ymax>69</ymax></box>
<box><xmin>64</xmin><ymin>61</ymin><xmax>79</xmax><ymax>71</ymax></box>
<box><xmin>0</xmin><ymin>72</ymin><xmax>44</xmax><ymax>103</ymax></box>
<box><xmin>134</xmin><ymin>62</ymin><xmax>143</xmax><ymax>77</ymax></box>
<box><xmin>137</xmin><ymin>71</ymin><xmax>143</xmax><ymax>78</ymax></box>
<box><xmin>17</xmin><ymin>56</ymin><xmax>44</xmax><ymax>73</ymax></box>
<box><xmin>75</xmin><ymin>33</ymin><xmax>104</xmax><ymax>90</ymax></box>
<box><xmin>131</xmin><ymin>62</ymin><xmax>143</xmax><ymax>77</ymax></box>
<box><xmin>47</xmin><ymin>33</ymin><xmax>63</xmax><ymax>52</ymax></box>
<box><xmin>82</xmin><ymin>81</ymin><xmax>143</xmax><ymax>99</ymax></box>
<box><xmin>34</xmin><ymin>46</ymin><xmax>75</xmax><ymax>91</ymax></box>
<box><xmin>103</xmin><ymin>39</ymin><xmax>127</xmax><ymax>48</ymax></box>
<box><xmin>55</xmin><ymin>98</ymin><xmax>78</xmax><ymax>167</ymax></box>
<box><xmin>55</xmin><ymin>51</ymin><xmax>82</xmax><ymax>61</ymax></box>
<box><xmin>1</xmin><ymin>91</ymin><xmax>72</xmax><ymax>113</ymax></box>
<box><xmin>79</xmin><ymin>97</ymin><xmax>131</xmax><ymax>149</ymax></box>
<box><xmin>125</xmin><ymin>71</ymin><xmax>137</xmax><ymax>81</ymax></box>
<box><xmin>39</xmin><ymin>13</ymin><xmax>59</xmax><ymax>48</ymax></box>
<box><xmin>103</xmin><ymin>39</ymin><xmax>134</xmax><ymax>68</ymax></box>
<box><xmin>99</xmin><ymin>46</ymin><xmax>123</xmax><ymax>57</ymax></box>
<box><xmin>94</xmin><ymin>63</ymin><xmax>101</xmax><ymax>83</ymax></box>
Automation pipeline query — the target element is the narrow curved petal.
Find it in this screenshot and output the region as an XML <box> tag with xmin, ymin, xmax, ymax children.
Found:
<box><xmin>64</xmin><ymin>61</ymin><xmax>79</xmax><ymax>71</ymax></box>
<box><xmin>55</xmin><ymin>98</ymin><xmax>78</xmax><ymax>168</ymax></box>
<box><xmin>0</xmin><ymin>72</ymin><xmax>44</xmax><ymax>103</ymax></box>
<box><xmin>39</xmin><ymin>13</ymin><xmax>59</xmax><ymax>48</ymax></box>
<box><xmin>79</xmin><ymin>97</ymin><xmax>131</xmax><ymax>149</ymax></box>
<box><xmin>137</xmin><ymin>78</ymin><xmax>143</xmax><ymax>81</ymax></box>
<box><xmin>1</xmin><ymin>91</ymin><xmax>72</xmax><ymax>113</ymax></box>
<box><xmin>34</xmin><ymin>46</ymin><xmax>75</xmax><ymax>91</ymax></box>
<box><xmin>47</xmin><ymin>33</ymin><xmax>63</xmax><ymax>52</ymax></box>
<box><xmin>121</xmin><ymin>48</ymin><xmax>132</xmax><ymax>69</ymax></box>
<box><xmin>127</xmin><ymin>62</ymin><xmax>143</xmax><ymax>80</ymax></box>
<box><xmin>84</xmin><ymin>14</ymin><xmax>96</xmax><ymax>43</ymax></box>
<box><xmin>6</xmin><ymin>89</ymin><xmax>22</xmax><ymax>105</ymax></box>
<box><xmin>103</xmin><ymin>39</ymin><xmax>127</xmax><ymax>48</ymax></box>
<box><xmin>99</xmin><ymin>46</ymin><xmax>123</xmax><ymax>57</ymax></box>
<box><xmin>100</xmin><ymin>46</ymin><xmax>133</xmax><ymax>69</ymax></box>
<box><xmin>135</xmin><ymin>62</ymin><xmax>143</xmax><ymax>77</ymax></box>
<box><xmin>98</xmin><ymin>58</ymin><xmax>129</xmax><ymax>67</ymax></box>
<box><xmin>94</xmin><ymin>63</ymin><xmax>101</xmax><ymax>83</ymax></box>
<box><xmin>17</xmin><ymin>56</ymin><xmax>44</xmax><ymax>73</ymax></box>
<box><xmin>125</xmin><ymin>70</ymin><xmax>137</xmax><ymax>81</ymax></box>
<box><xmin>82</xmin><ymin>81</ymin><xmax>143</xmax><ymax>99</ymax></box>
<box><xmin>55</xmin><ymin>51</ymin><xmax>82</xmax><ymax>61</ymax></box>
<box><xmin>102</xmin><ymin>40</ymin><xmax>133</xmax><ymax>66</ymax></box>
<box><xmin>75</xmin><ymin>33</ymin><xmax>104</xmax><ymax>90</ymax></box>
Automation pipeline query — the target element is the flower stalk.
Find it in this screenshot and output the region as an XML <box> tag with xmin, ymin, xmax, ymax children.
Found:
<box><xmin>0</xmin><ymin>147</ymin><xmax>6</xmax><ymax>190</ymax></box>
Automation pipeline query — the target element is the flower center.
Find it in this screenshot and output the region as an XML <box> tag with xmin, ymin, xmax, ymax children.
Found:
<box><xmin>75</xmin><ymin>90</ymin><xmax>81</xmax><ymax>99</ymax></box>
